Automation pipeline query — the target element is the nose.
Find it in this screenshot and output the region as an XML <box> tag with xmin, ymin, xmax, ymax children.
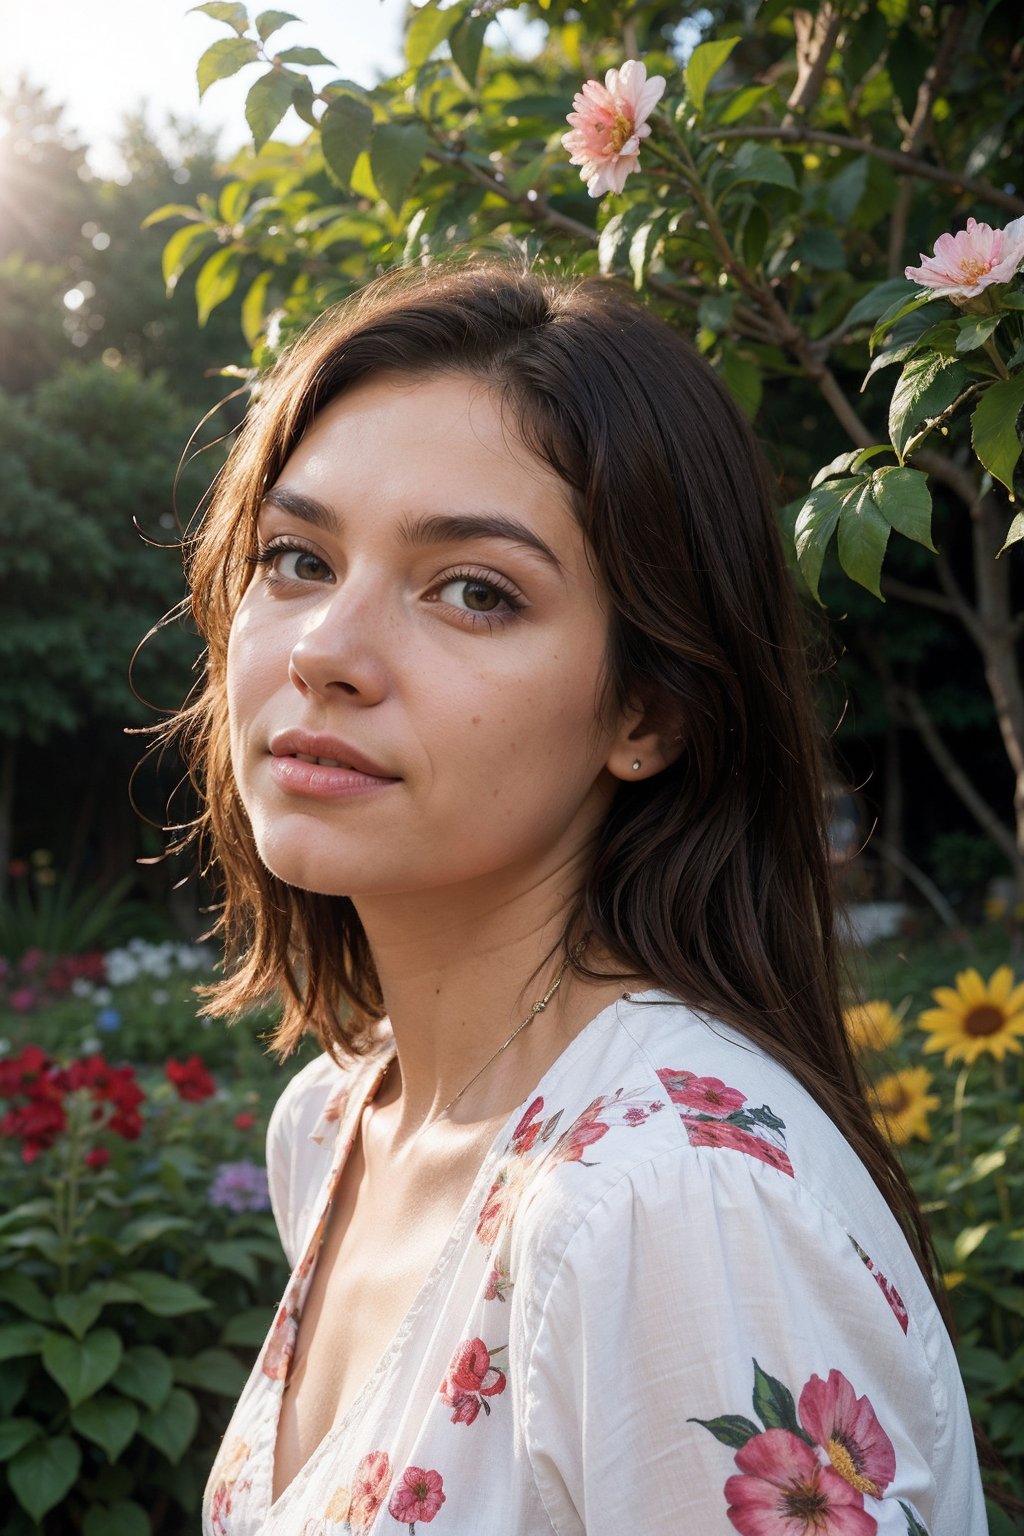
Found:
<box><xmin>287</xmin><ymin>585</ymin><xmax>391</xmax><ymax>704</ymax></box>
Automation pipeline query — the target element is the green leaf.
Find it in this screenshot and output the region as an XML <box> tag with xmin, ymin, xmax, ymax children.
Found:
<box><xmin>190</xmin><ymin>0</ymin><xmax>249</xmax><ymax>31</ymax></box>
<box><xmin>0</xmin><ymin>1271</ymin><xmax>53</xmax><ymax>1322</ymax></box>
<box><xmin>888</xmin><ymin>355</ymin><xmax>967</xmax><ymax>462</ymax></box>
<box><xmin>956</xmin><ymin>315</ymin><xmax>1002</xmax><ymax>353</ymax></box>
<box><xmin>116</xmin><ymin>1213</ymin><xmax>194</xmax><ymax>1254</ymax></box>
<box><xmin>137</xmin><ymin>1387</ymin><xmax>200</xmax><ymax>1465</ymax></box>
<box><xmin>406</xmin><ymin>0</ymin><xmax>459</xmax><ymax>69</ymax></box>
<box><xmin>688</xmin><ymin>1412</ymin><xmax>760</xmax><ymax>1448</ymax></box>
<box><xmin>71</xmin><ymin>1393</ymin><xmax>139</xmax><ymax>1463</ymax></box>
<box><xmin>686</xmin><ymin>35</ymin><xmax>741</xmax><ymax>115</ymax></box>
<box><xmin>998</xmin><ymin>510</ymin><xmax>1024</xmax><ymax>556</ymax></box>
<box><xmin>160</xmin><ymin>223</ymin><xmax>213</xmax><ymax>292</ymax></box>
<box><xmin>43</xmin><ymin>1327</ymin><xmax>122</xmax><ymax>1407</ymax></box>
<box><xmin>83</xmin><ymin>1502</ymin><xmax>151</xmax><ymax>1536</ymax></box>
<box><xmin>51</xmin><ymin>1292</ymin><xmax>102</xmax><ymax>1341</ymax></box>
<box><xmin>792</xmin><ymin>228</ymin><xmax>846</xmax><ymax>271</ymax></box>
<box><xmin>870</xmin><ymin>289</ymin><xmax>938</xmax><ymax>352</ymax></box>
<box><xmin>218</xmin><ymin>179</ymin><xmax>250</xmax><ymax>225</ymax></box>
<box><xmin>724</xmin><ymin>141</ymin><xmax>796</xmax><ymax>192</ymax></box>
<box><xmin>8</xmin><ymin>1434</ymin><xmax>81</xmax><ymax>1522</ymax></box>
<box><xmin>291</xmin><ymin>75</ymin><xmax>320</xmax><ymax>128</ymax></box>
<box><xmin>794</xmin><ymin>477</ymin><xmax>861</xmax><ymax>601</ymax></box>
<box><xmin>0</xmin><ymin>1418</ymin><xmax>43</xmax><ymax>1461</ymax></box>
<box><xmin>837</xmin><ymin>477</ymin><xmax>891</xmax><ymax>600</ymax></box>
<box><xmin>246</xmin><ymin>67</ymin><xmax>296</xmax><ymax>150</ymax></box>
<box><xmin>719</xmin><ymin>346</ymin><xmax>762</xmax><ymax>419</ymax></box>
<box><xmin>222</xmin><ymin>1308</ymin><xmax>274</xmax><ymax>1347</ymax></box>
<box><xmin>628</xmin><ymin>217</ymin><xmax>667</xmax><ymax>291</ymax></box>
<box><xmin>173</xmin><ymin>1347</ymin><xmax>249</xmax><ymax>1396</ymax></box>
<box><xmin>241</xmin><ymin>270</ymin><xmax>274</xmax><ymax>348</ymax></box>
<box><xmin>844</xmin><ymin>276</ymin><xmax>921</xmax><ymax>333</ymax></box>
<box><xmin>276</xmin><ymin>45</ymin><xmax>334</xmax><ymax>65</ymax></box>
<box><xmin>0</xmin><ymin>1321</ymin><xmax>47</xmax><ymax>1362</ymax></box>
<box><xmin>206</xmin><ymin>1239</ymin><xmax>261</xmax><ymax>1283</ymax></box>
<box><xmin>141</xmin><ymin>202</ymin><xmax>204</xmax><ymax>229</ymax></box>
<box><xmin>717</xmin><ymin>84</ymin><xmax>772</xmax><ymax>125</ymax></box>
<box><xmin>971</xmin><ymin>373</ymin><xmax>1024</xmax><ymax>493</ymax></box>
<box><xmin>871</xmin><ymin>466</ymin><xmax>935</xmax><ymax>550</ymax></box>
<box><xmin>824</xmin><ymin>155</ymin><xmax>868</xmax><ymax>223</ymax></box>
<box><xmin>370</xmin><ymin>121</ymin><xmax>430</xmax><ymax>214</ymax></box>
<box><xmin>197</xmin><ymin>36</ymin><xmax>259</xmax><ymax>99</ymax></box>
<box><xmin>751</xmin><ymin>1359</ymin><xmax>808</xmax><ymax>1438</ymax></box>
<box><xmin>111</xmin><ymin>1344</ymin><xmax>174</xmax><ymax>1414</ymax></box>
<box><xmin>899</xmin><ymin>1500</ymin><xmax>931</xmax><ymax>1536</ymax></box>
<box><xmin>119</xmin><ymin>1269</ymin><xmax>214</xmax><ymax>1317</ymax></box>
<box><xmin>254</xmin><ymin>9</ymin><xmax>298</xmax><ymax>43</ymax></box>
<box><xmin>321</xmin><ymin>94</ymin><xmax>374</xmax><ymax>192</ymax></box>
<box><xmin>194</xmin><ymin>247</ymin><xmax>243</xmax><ymax>327</ymax></box>
<box><xmin>449</xmin><ymin>12</ymin><xmax>488</xmax><ymax>88</ymax></box>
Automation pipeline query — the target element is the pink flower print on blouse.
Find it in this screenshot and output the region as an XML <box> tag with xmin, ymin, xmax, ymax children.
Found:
<box><xmin>476</xmin><ymin>1158</ymin><xmax>530</xmax><ymax>1248</ymax></box>
<box><xmin>660</xmin><ymin>1065</ymin><xmax>795</xmax><ymax>1177</ymax></box>
<box><xmin>682</xmin><ymin>1116</ymin><xmax>795</xmax><ymax>1176</ymax></box>
<box><xmin>262</xmin><ymin>1303</ymin><xmax>297</xmax><ymax>1380</ymax></box>
<box><xmin>692</xmin><ymin>1359</ymin><xmax>915</xmax><ymax>1536</ymax></box>
<box><xmin>349</xmin><ymin>1450</ymin><xmax>393</xmax><ymax>1531</ymax></box>
<box><xmin>208</xmin><ymin>1436</ymin><xmax>251</xmax><ymax>1535</ymax></box>
<box><xmin>657</xmin><ymin>1068</ymin><xmax>747</xmax><ymax>1117</ymax></box>
<box><xmin>725</xmin><ymin>1428</ymin><xmax>877</xmax><ymax>1536</ymax></box>
<box><xmin>484</xmin><ymin>1257</ymin><xmax>512</xmax><ymax>1303</ymax></box>
<box><xmin>511</xmin><ymin>1095</ymin><xmax>545</xmax><ymax>1155</ymax></box>
<box><xmin>799</xmin><ymin>1370</ymin><xmax>896</xmax><ymax>1499</ymax></box>
<box><xmin>549</xmin><ymin>1096</ymin><xmax>611</xmax><ymax>1164</ymax></box>
<box><xmin>440</xmin><ymin>1337</ymin><xmax>507</xmax><ymax>1424</ymax></box>
<box><xmin>388</xmin><ymin>1466</ymin><xmax>446</xmax><ymax>1528</ymax></box>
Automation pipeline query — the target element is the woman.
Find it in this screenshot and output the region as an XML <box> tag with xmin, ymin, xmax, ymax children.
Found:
<box><xmin>178</xmin><ymin>257</ymin><xmax>985</xmax><ymax>1534</ymax></box>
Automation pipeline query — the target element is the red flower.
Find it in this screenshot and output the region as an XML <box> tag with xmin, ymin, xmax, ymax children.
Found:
<box><xmin>387</xmin><ymin>1466</ymin><xmax>445</xmax><ymax>1526</ymax></box>
<box><xmin>0</xmin><ymin>1044</ymin><xmax>51</xmax><ymax>1096</ymax></box>
<box><xmin>8</xmin><ymin>987</ymin><xmax>37</xmax><ymax>1014</ymax></box>
<box><xmin>440</xmin><ymin>1337</ymin><xmax>507</xmax><ymax>1424</ymax></box>
<box><xmin>165</xmin><ymin>1054</ymin><xmax>216</xmax><ymax>1102</ymax></box>
<box><xmin>1</xmin><ymin>1097</ymin><xmax>67</xmax><ymax>1161</ymax></box>
<box><xmin>550</xmin><ymin>1098</ymin><xmax>609</xmax><ymax>1163</ymax></box>
<box><xmin>681</xmin><ymin>1116</ymin><xmax>795</xmax><ymax>1177</ymax></box>
<box><xmin>799</xmin><ymin>1370</ymin><xmax>896</xmax><ymax>1499</ymax></box>
<box><xmin>725</xmin><ymin>1428</ymin><xmax>876</xmax><ymax>1536</ymax></box>
<box><xmin>233</xmin><ymin>1111</ymin><xmax>256</xmax><ymax>1131</ymax></box>
<box><xmin>665</xmin><ymin>1070</ymin><xmax>747</xmax><ymax>1117</ymax></box>
<box><xmin>261</xmin><ymin>1305</ymin><xmax>297</xmax><ymax>1382</ymax></box>
<box><xmin>64</xmin><ymin>1057</ymin><xmax>146</xmax><ymax>1140</ymax></box>
<box><xmin>348</xmin><ymin>1450</ymin><xmax>392</xmax><ymax>1530</ymax></box>
<box><xmin>85</xmin><ymin>1146</ymin><xmax>110</xmax><ymax>1169</ymax></box>
<box><xmin>511</xmin><ymin>1095</ymin><xmax>545</xmax><ymax>1155</ymax></box>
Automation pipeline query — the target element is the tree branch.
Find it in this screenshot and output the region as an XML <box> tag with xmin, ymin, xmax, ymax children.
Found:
<box><xmin>895</xmin><ymin>684</ymin><xmax>1019</xmax><ymax>868</ymax></box>
<box><xmin>886</xmin><ymin>6</ymin><xmax>967</xmax><ymax>273</ymax></box>
<box><xmin>705</xmin><ymin>125</ymin><xmax>1024</xmax><ymax>217</ymax></box>
<box><xmin>879</xmin><ymin>577</ymin><xmax>958</xmax><ymax>616</ymax></box>
<box><xmin>785</xmin><ymin>6</ymin><xmax>844</xmax><ymax>123</ymax></box>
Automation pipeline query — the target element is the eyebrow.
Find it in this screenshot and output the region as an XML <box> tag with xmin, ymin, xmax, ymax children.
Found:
<box><xmin>259</xmin><ymin>487</ymin><xmax>565</xmax><ymax>575</ymax></box>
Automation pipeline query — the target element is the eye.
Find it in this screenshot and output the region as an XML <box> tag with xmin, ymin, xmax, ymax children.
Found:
<box><xmin>429</xmin><ymin>569</ymin><xmax>524</xmax><ymax>626</ymax></box>
<box><xmin>248</xmin><ymin>540</ymin><xmax>333</xmax><ymax>585</ymax></box>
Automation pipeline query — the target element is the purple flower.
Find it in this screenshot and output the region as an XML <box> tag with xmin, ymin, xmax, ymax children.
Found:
<box><xmin>208</xmin><ymin>1159</ymin><xmax>271</xmax><ymax>1213</ymax></box>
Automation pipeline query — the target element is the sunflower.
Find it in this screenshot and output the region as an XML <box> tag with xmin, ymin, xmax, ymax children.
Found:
<box><xmin>843</xmin><ymin>1000</ymin><xmax>901</xmax><ymax>1054</ymax></box>
<box><xmin>919</xmin><ymin>966</ymin><xmax>1024</xmax><ymax>1065</ymax></box>
<box><xmin>869</xmin><ymin>1067</ymin><xmax>940</xmax><ymax>1145</ymax></box>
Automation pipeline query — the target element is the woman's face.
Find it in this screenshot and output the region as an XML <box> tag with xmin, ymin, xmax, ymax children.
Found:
<box><xmin>227</xmin><ymin>370</ymin><xmax>638</xmax><ymax>903</ymax></box>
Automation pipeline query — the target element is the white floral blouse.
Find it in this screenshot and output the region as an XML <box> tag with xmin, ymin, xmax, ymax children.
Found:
<box><xmin>202</xmin><ymin>990</ymin><xmax>986</xmax><ymax>1536</ymax></box>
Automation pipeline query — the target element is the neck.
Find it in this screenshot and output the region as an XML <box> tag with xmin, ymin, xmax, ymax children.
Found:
<box><xmin>352</xmin><ymin>859</ymin><xmax>626</xmax><ymax>1139</ymax></box>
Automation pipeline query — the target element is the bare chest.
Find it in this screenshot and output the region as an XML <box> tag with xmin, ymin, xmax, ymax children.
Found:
<box><xmin>270</xmin><ymin>1128</ymin><xmax>491</xmax><ymax>1505</ymax></box>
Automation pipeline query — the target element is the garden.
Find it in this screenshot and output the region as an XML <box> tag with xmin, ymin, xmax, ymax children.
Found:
<box><xmin>2</xmin><ymin>0</ymin><xmax>1024</xmax><ymax>1530</ymax></box>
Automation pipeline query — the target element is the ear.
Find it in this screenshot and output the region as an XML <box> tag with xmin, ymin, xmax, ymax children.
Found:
<box><xmin>605</xmin><ymin>695</ymin><xmax>685</xmax><ymax>783</ymax></box>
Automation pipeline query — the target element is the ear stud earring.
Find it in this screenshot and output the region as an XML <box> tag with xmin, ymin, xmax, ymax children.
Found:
<box><xmin>631</xmin><ymin>759</ymin><xmax>641</xmax><ymax>771</ymax></box>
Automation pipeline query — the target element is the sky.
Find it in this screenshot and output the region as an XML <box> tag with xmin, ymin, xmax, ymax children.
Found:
<box><xmin>0</xmin><ymin>0</ymin><xmax>543</xmax><ymax>174</ymax></box>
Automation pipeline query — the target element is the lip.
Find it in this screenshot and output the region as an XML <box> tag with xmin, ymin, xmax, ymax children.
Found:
<box><xmin>269</xmin><ymin>730</ymin><xmax>400</xmax><ymax>780</ymax></box>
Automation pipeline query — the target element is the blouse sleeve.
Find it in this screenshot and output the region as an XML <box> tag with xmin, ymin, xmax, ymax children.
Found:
<box><xmin>517</xmin><ymin>1145</ymin><xmax>979</xmax><ymax>1536</ymax></box>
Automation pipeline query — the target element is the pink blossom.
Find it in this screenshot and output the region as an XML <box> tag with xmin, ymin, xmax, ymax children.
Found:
<box><xmin>261</xmin><ymin>1304</ymin><xmax>296</xmax><ymax>1381</ymax></box>
<box><xmin>475</xmin><ymin>1158</ymin><xmax>528</xmax><ymax>1247</ymax></box>
<box><xmin>551</xmin><ymin>1098</ymin><xmax>609</xmax><ymax>1163</ymax></box>
<box><xmin>667</xmin><ymin>1072</ymin><xmax>747</xmax><ymax>1117</ymax></box>
<box><xmin>511</xmin><ymin>1095</ymin><xmax>545</xmax><ymax>1155</ymax></box>
<box><xmin>725</xmin><ymin>1428</ymin><xmax>876</xmax><ymax>1536</ymax></box>
<box><xmin>349</xmin><ymin>1450</ymin><xmax>392</xmax><ymax>1530</ymax></box>
<box><xmin>906</xmin><ymin>215</ymin><xmax>1024</xmax><ymax>299</ymax></box>
<box><xmin>8</xmin><ymin>986</ymin><xmax>37</xmax><ymax>1014</ymax></box>
<box><xmin>387</xmin><ymin>1465</ymin><xmax>445</xmax><ymax>1526</ymax></box>
<box><xmin>440</xmin><ymin>1337</ymin><xmax>507</xmax><ymax>1424</ymax></box>
<box><xmin>681</xmin><ymin>1116</ymin><xmax>795</xmax><ymax>1177</ymax></box>
<box><xmin>799</xmin><ymin>1370</ymin><xmax>896</xmax><ymax>1498</ymax></box>
<box><xmin>562</xmin><ymin>59</ymin><xmax>666</xmax><ymax>198</ymax></box>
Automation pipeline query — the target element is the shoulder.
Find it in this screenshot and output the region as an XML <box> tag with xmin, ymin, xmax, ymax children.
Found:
<box><xmin>505</xmin><ymin>992</ymin><xmax>939</xmax><ymax>1359</ymax></box>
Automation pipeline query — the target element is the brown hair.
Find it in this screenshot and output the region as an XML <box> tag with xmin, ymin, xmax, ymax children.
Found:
<box><xmin>170</xmin><ymin>252</ymin><xmax>940</xmax><ymax>1292</ymax></box>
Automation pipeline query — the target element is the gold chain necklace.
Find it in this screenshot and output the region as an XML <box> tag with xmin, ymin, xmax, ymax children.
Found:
<box><xmin>383</xmin><ymin>937</ymin><xmax>589</xmax><ymax>1120</ymax></box>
